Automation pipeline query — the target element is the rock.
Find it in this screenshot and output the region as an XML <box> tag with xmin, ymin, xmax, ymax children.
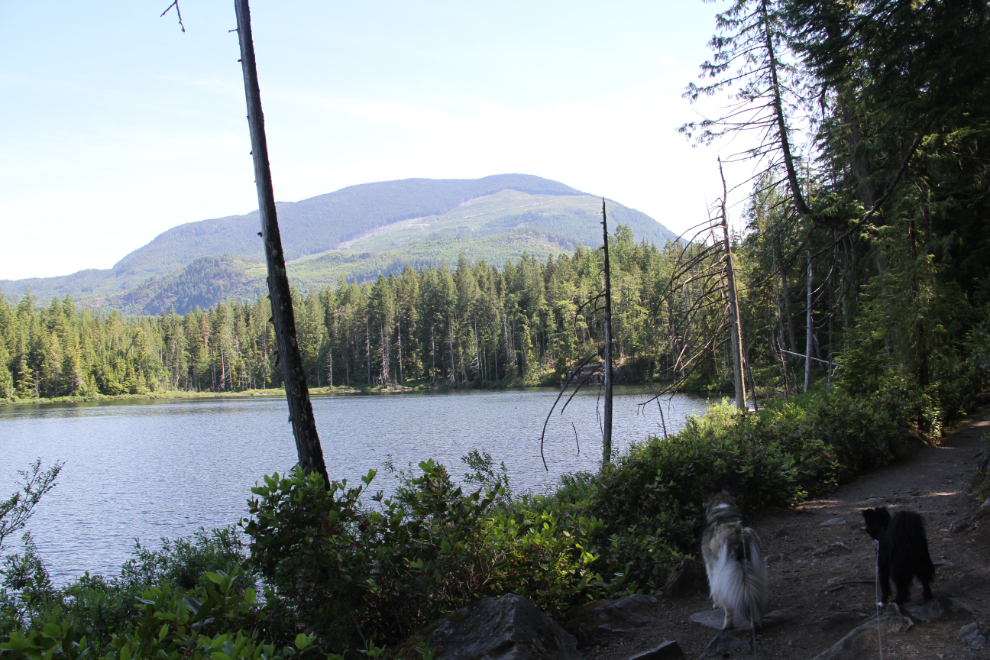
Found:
<box><xmin>820</xmin><ymin>611</ymin><xmax>863</xmax><ymax>632</ymax></box>
<box><xmin>812</xmin><ymin>542</ymin><xmax>853</xmax><ymax>556</ymax></box>
<box><xmin>563</xmin><ymin>595</ymin><xmax>656</xmax><ymax>648</ymax></box>
<box><xmin>802</xmin><ymin>542</ymin><xmax>819</xmax><ymax>551</ymax></box>
<box><xmin>820</xmin><ymin>517</ymin><xmax>848</xmax><ymax>526</ymax></box>
<box><xmin>428</xmin><ymin>593</ymin><xmax>580</xmax><ymax>660</ymax></box>
<box><xmin>950</xmin><ymin>519</ymin><xmax>972</xmax><ymax>534</ymax></box>
<box><xmin>947</xmin><ymin>597</ymin><xmax>980</xmax><ymax>617</ymax></box>
<box><xmin>698</xmin><ymin>630</ymin><xmax>750</xmax><ymax>659</ymax></box>
<box><xmin>765</xmin><ymin>553</ymin><xmax>788</xmax><ymax>564</ymax></box>
<box><xmin>690</xmin><ymin>609</ymin><xmax>726</xmax><ymax>630</ymax></box>
<box><xmin>940</xmin><ymin>573</ymin><xmax>990</xmax><ymax>598</ymax></box>
<box><xmin>627</xmin><ymin>640</ymin><xmax>683</xmax><ymax>660</ymax></box>
<box><xmin>959</xmin><ymin>622</ymin><xmax>987</xmax><ymax>648</ymax></box>
<box><xmin>762</xmin><ymin>608</ymin><xmax>800</xmax><ymax>625</ymax></box>
<box><xmin>811</xmin><ymin>614</ymin><xmax>913</xmax><ymax>660</ymax></box>
<box><xmin>959</xmin><ymin>622</ymin><xmax>980</xmax><ymax>639</ymax></box>
<box><xmin>663</xmin><ymin>558</ymin><xmax>708</xmax><ymax>597</ymax></box>
<box><xmin>775</xmin><ymin>525</ymin><xmax>797</xmax><ymax>537</ymax></box>
<box><xmin>904</xmin><ymin>598</ymin><xmax>944</xmax><ymax>623</ymax></box>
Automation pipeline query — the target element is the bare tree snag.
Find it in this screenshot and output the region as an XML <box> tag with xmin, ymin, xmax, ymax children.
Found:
<box><xmin>234</xmin><ymin>0</ymin><xmax>328</xmax><ymax>482</ymax></box>
<box><xmin>720</xmin><ymin>160</ymin><xmax>748</xmax><ymax>412</ymax></box>
<box><xmin>804</xmin><ymin>249</ymin><xmax>813</xmax><ymax>393</ymax></box>
<box><xmin>601</xmin><ymin>198</ymin><xmax>614</xmax><ymax>464</ymax></box>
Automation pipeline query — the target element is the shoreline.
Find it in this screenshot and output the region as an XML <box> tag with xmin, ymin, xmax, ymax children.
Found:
<box><xmin>0</xmin><ymin>381</ymin><xmax>720</xmax><ymax>408</ymax></box>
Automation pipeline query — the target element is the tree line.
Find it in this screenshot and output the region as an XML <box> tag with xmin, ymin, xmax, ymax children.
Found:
<box><xmin>0</xmin><ymin>227</ymin><xmax>691</xmax><ymax>399</ymax></box>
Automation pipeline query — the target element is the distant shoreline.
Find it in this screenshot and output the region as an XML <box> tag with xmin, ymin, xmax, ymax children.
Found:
<box><xmin>0</xmin><ymin>380</ymin><xmax>711</xmax><ymax>408</ymax></box>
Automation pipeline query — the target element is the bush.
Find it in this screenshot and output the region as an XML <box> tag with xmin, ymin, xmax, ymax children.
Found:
<box><xmin>243</xmin><ymin>462</ymin><xmax>603</xmax><ymax>652</ymax></box>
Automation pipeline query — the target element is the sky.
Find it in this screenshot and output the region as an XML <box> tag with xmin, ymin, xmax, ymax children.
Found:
<box><xmin>0</xmin><ymin>1</ymin><xmax>743</xmax><ymax>281</ymax></box>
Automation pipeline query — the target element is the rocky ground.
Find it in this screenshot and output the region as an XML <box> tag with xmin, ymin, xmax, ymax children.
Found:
<box><xmin>574</xmin><ymin>409</ymin><xmax>990</xmax><ymax>660</ymax></box>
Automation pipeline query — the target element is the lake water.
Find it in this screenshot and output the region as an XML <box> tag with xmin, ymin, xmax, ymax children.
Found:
<box><xmin>0</xmin><ymin>386</ymin><xmax>711</xmax><ymax>582</ymax></box>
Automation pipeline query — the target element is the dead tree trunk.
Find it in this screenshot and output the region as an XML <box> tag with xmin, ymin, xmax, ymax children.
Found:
<box><xmin>235</xmin><ymin>0</ymin><xmax>328</xmax><ymax>482</ymax></box>
<box><xmin>601</xmin><ymin>198</ymin><xmax>614</xmax><ymax>464</ymax></box>
<box><xmin>719</xmin><ymin>160</ymin><xmax>748</xmax><ymax>412</ymax></box>
<box><xmin>804</xmin><ymin>249</ymin><xmax>813</xmax><ymax>393</ymax></box>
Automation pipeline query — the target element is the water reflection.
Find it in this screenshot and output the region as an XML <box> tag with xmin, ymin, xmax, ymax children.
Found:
<box><xmin>0</xmin><ymin>387</ymin><xmax>711</xmax><ymax>581</ymax></box>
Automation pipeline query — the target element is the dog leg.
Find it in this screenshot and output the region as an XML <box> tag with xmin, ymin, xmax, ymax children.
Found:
<box><xmin>722</xmin><ymin>608</ymin><xmax>734</xmax><ymax>630</ymax></box>
<box><xmin>893</xmin><ymin>575</ymin><xmax>912</xmax><ymax>605</ymax></box>
<box><xmin>921</xmin><ymin>577</ymin><xmax>932</xmax><ymax>601</ymax></box>
<box><xmin>878</xmin><ymin>558</ymin><xmax>892</xmax><ymax>605</ymax></box>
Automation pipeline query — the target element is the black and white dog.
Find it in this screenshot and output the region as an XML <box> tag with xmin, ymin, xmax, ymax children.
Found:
<box><xmin>862</xmin><ymin>506</ymin><xmax>935</xmax><ymax>605</ymax></box>
<box><xmin>702</xmin><ymin>486</ymin><xmax>768</xmax><ymax>629</ymax></box>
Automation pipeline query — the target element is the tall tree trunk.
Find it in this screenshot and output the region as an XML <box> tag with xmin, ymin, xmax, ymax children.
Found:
<box><xmin>719</xmin><ymin>160</ymin><xmax>748</xmax><ymax>412</ymax></box>
<box><xmin>804</xmin><ymin>250</ymin><xmax>813</xmax><ymax>393</ymax></box>
<box><xmin>235</xmin><ymin>0</ymin><xmax>328</xmax><ymax>482</ymax></box>
<box><xmin>601</xmin><ymin>199</ymin><xmax>614</xmax><ymax>464</ymax></box>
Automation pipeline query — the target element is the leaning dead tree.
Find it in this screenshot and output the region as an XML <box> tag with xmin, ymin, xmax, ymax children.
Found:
<box><xmin>644</xmin><ymin>160</ymin><xmax>752</xmax><ymax>416</ymax></box>
<box><xmin>540</xmin><ymin>199</ymin><xmax>616</xmax><ymax>468</ymax></box>
<box><xmin>234</xmin><ymin>0</ymin><xmax>329</xmax><ymax>482</ymax></box>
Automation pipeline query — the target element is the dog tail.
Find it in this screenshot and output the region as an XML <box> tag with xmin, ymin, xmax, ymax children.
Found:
<box><xmin>711</xmin><ymin>527</ymin><xmax>768</xmax><ymax>626</ymax></box>
<box><xmin>890</xmin><ymin>511</ymin><xmax>935</xmax><ymax>581</ymax></box>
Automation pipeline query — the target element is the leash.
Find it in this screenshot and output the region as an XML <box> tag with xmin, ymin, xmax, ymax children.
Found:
<box><xmin>874</xmin><ymin>540</ymin><xmax>884</xmax><ymax>660</ymax></box>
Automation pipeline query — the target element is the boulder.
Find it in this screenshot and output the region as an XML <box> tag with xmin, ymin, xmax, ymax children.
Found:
<box><xmin>698</xmin><ymin>630</ymin><xmax>751</xmax><ymax>659</ymax></box>
<box><xmin>811</xmin><ymin>613</ymin><xmax>913</xmax><ymax>660</ymax></box>
<box><xmin>563</xmin><ymin>595</ymin><xmax>656</xmax><ymax>648</ymax></box>
<box><xmin>427</xmin><ymin>593</ymin><xmax>581</xmax><ymax>660</ymax></box>
<box><xmin>627</xmin><ymin>640</ymin><xmax>683</xmax><ymax>660</ymax></box>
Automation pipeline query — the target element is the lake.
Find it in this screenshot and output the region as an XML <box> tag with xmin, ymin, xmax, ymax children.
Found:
<box><xmin>0</xmin><ymin>386</ymin><xmax>711</xmax><ymax>581</ymax></box>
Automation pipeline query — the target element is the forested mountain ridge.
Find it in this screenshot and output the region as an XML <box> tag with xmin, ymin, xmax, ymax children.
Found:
<box><xmin>0</xmin><ymin>174</ymin><xmax>676</xmax><ymax>312</ymax></box>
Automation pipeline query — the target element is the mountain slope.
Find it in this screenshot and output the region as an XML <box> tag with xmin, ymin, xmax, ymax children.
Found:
<box><xmin>1</xmin><ymin>174</ymin><xmax>677</xmax><ymax>311</ymax></box>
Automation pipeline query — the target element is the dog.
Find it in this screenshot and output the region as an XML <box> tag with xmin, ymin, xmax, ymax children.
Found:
<box><xmin>702</xmin><ymin>486</ymin><xmax>768</xmax><ymax>630</ymax></box>
<box><xmin>862</xmin><ymin>506</ymin><xmax>935</xmax><ymax>606</ymax></box>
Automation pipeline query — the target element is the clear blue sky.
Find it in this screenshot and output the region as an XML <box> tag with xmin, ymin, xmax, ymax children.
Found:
<box><xmin>0</xmin><ymin>1</ymin><xmax>737</xmax><ymax>280</ymax></box>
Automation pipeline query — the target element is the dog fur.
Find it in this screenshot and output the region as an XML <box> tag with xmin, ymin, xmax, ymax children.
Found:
<box><xmin>702</xmin><ymin>486</ymin><xmax>768</xmax><ymax>629</ymax></box>
<box><xmin>862</xmin><ymin>506</ymin><xmax>935</xmax><ymax>605</ymax></box>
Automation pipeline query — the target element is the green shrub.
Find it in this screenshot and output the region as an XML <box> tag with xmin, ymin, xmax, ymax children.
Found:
<box><xmin>243</xmin><ymin>462</ymin><xmax>603</xmax><ymax>652</ymax></box>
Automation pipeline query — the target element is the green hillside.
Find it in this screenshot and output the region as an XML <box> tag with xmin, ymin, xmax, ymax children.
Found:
<box><xmin>2</xmin><ymin>174</ymin><xmax>677</xmax><ymax>313</ymax></box>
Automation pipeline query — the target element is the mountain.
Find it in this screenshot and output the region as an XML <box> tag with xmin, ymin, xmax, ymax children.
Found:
<box><xmin>1</xmin><ymin>174</ymin><xmax>678</xmax><ymax>314</ymax></box>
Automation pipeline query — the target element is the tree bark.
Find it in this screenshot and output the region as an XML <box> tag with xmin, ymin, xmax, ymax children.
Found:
<box><xmin>235</xmin><ymin>0</ymin><xmax>328</xmax><ymax>483</ymax></box>
<box><xmin>719</xmin><ymin>160</ymin><xmax>748</xmax><ymax>412</ymax></box>
<box><xmin>601</xmin><ymin>199</ymin><xmax>614</xmax><ymax>464</ymax></box>
<box><xmin>804</xmin><ymin>249</ymin><xmax>813</xmax><ymax>393</ymax></box>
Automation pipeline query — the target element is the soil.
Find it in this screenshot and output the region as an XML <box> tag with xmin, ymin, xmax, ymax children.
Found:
<box><xmin>580</xmin><ymin>409</ymin><xmax>990</xmax><ymax>660</ymax></box>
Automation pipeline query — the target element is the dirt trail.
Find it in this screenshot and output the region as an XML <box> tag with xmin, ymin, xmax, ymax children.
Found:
<box><xmin>583</xmin><ymin>409</ymin><xmax>990</xmax><ymax>659</ymax></box>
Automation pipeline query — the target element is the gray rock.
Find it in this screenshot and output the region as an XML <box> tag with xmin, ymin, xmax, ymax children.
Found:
<box><xmin>775</xmin><ymin>525</ymin><xmax>797</xmax><ymax>537</ymax></box>
<box><xmin>941</xmin><ymin>573</ymin><xmax>990</xmax><ymax>598</ymax></box>
<box><xmin>428</xmin><ymin>593</ymin><xmax>580</xmax><ymax>660</ymax></box>
<box><xmin>820</xmin><ymin>611</ymin><xmax>863</xmax><ymax>632</ymax></box>
<box><xmin>948</xmin><ymin>598</ymin><xmax>980</xmax><ymax>616</ymax></box>
<box><xmin>820</xmin><ymin>517</ymin><xmax>848</xmax><ymax>526</ymax></box>
<box><xmin>959</xmin><ymin>622</ymin><xmax>980</xmax><ymax>639</ymax></box>
<box><xmin>698</xmin><ymin>630</ymin><xmax>751</xmax><ymax>659</ymax></box>
<box><xmin>690</xmin><ymin>609</ymin><xmax>727</xmax><ymax>630</ymax></box>
<box><xmin>662</xmin><ymin>558</ymin><xmax>707</xmax><ymax>597</ymax></box>
<box><xmin>626</xmin><ymin>640</ymin><xmax>683</xmax><ymax>660</ymax></box>
<box><xmin>904</xmin><ymin>598</ymin><xmax>944</xmax><ymax>623</ymax></box>
<box><xmin>959</xmin><ymin>622</ymin><xmax>986</xmax><ymax>648</ymax></box>
<box><xmin>811</xmin><ymin>614</ymin><xmax>913</xmax><ymax>660</ymax></box>
<box><xmin>563</xmin><ymin>594</ymin><xmax>656</xmax><ymax>648</ymax></box>
<box><xmin>764</xmin><ymin>553</ymin><xmax>788</xmax><ymax>564</ymax></box>
<box><xmin>812</xmin><ymin>542</ymin><xmax>852</xmax><ymax>557</ymax></box>
<box><xmin>691</xmin><ymin>606</ymin><xmax>782</xmax><ymax>631</ymax></box>
<box><xmin>762</xmin><ymin>608</ymin><xmax>801</xmax><ymax>625</ymax></box>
